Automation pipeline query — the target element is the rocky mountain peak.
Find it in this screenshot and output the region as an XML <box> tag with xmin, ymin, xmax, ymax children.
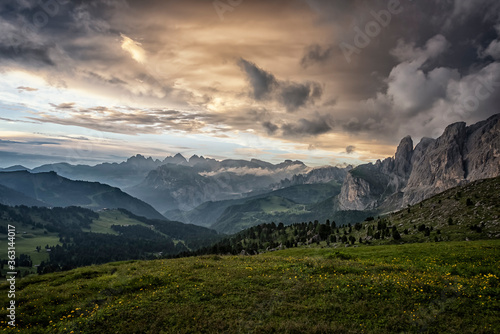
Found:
<box><xmin>174</xmin><ymin>153</ymin><xmax>186</xmax><ymax>159</ymax></box>
<box><xmin>127</xmin><ymin>154</ymin><xmax>146</xmax><ymax>161</ymax></box>
<box><xmin>394</xmin><ymin>135</ymin><xmax>414</xmax><ymax>178</ymax></box>
<box><xmin>189</xmin><ymin>155</ymin><xmax>205</xmax><ymax>164</ymax></box>
<box><xmin>338</xmin><ymin>113</ymin><xmax>500</xmax><ymax>211</ymax></box>
<box><xmin>163</xmin><ymin>153</ymin><xmax>188</xmax><ymax>165</ymax></box>
<box><xmin>437</xmin><ymin>121</ymin><xmax>467</xmax><ymax>149</ymax></box>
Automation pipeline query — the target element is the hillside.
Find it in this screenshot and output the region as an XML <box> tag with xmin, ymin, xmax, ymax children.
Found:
<box><xmin>194</xmin><ymin>176</ymin><xmax>500</xmax><ymax>255</ymax></box>
<box><xmin>166</xmin><ymin>183</ymin><xmax>342</xmax><ymax>231</ymax></box>
<box><xmin>0</xmin><ymin>240</ymin><xmax>498</xmax><ymax>333</ymax></box>
<box><xmin>0</xmin><ymin>184</ymin><xmax>46</xmax><ymax>207</ymax></box>
<box><xmin>31</xmin><ymin>154</ymin><xmax>167</xmax><ymax>189</ymax></box>
<box><xmin>0</xmin><ymin>205</ymin><xmax>220</xmax><ymax>274</ymax></box>
<box><xmin>0</xmin><ymin>171</ymin><xmax>165</xmax><ymax>220</ymax></box>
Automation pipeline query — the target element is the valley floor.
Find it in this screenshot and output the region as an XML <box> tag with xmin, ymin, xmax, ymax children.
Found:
<box><xmin>1</xmin><ymin>240</ymin><xmax>499</xmax><ymax>333</ymax></box>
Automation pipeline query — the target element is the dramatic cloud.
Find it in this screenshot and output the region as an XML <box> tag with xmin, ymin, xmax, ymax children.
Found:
<box><xmin>282</xmin><ymin>115</ymin><xmax>333</xmax><ymax>137</ymax></box>
<box><xmin>238</xmin><ymin>58</ymin><xmax>322</xmax><ymax>112</ymax></box>
<box><xmin>262</xmin><ymin>121</ymin><xmax>278</xmax><ymax>135</ymax></box>
<box><xmin>280</xmin><ymin>82</ymin><xmax>322</xmax><ymax>112</ymax></box>
<box><xmin>237</xmin><ymin>58</ymin><xmax>277</xmax><ymax>100</ymax></box>
<box><xmin>387</xmin><ymin>35</ymin><xmax>459</xmax><ymax>114</ymax></box>
<box><xmin>300</xmin><ymin>44</ymin><xmax>335</xmax><ymax>68</ymax></box>
<box><xmin>1</xmin><ymin>0</ymin><xmax>499</xmax><ymax>167</ymax></box>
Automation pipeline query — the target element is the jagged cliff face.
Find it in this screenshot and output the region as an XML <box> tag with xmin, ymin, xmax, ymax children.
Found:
<box><xmin>338</xmin><ymin>136</ymin><xmax>413</xmax><ymax>210</ymax></box>
<box><xmin>339</xmin><ymin>114</ymin><xmax>500</xmax><ymax>211</ymax></box>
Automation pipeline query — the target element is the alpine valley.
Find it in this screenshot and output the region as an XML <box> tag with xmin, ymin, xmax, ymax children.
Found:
<box><xmin>3</xmin><ymin>114</ymin><xmax>497</xmax><ymax>235</ymax></box>
<box><xmin>1</xmin><ymin>113</ymin><xmax>499</xmax><ymax>334</ymax></box>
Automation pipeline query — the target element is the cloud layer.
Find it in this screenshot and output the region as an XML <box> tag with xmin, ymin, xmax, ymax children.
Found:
<box><xmin>1</xmin><ymin>0</ymin><xmax>499</xmax><ymax>166</ymax></box>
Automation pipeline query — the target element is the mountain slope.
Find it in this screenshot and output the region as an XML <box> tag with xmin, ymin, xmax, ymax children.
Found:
<box><xmin>165</xmin><ymin>183</ymin><xmax>343</xmax><ymax>230</ymax></box>
<box><xmin>0</xmin><ymin>165</ymin><xmax>30</xmax><ymax>172</ymax></box>
<box><xmin>31</xmin><ymin>154</ymin><xmax>166</xmax><ymax>188</ymax></box>
<box><xmin>199</xmin><ymin>175</ymin><xmax>500</xmax><ymax>257</ymax></box>
<box><xmin>128</xmin><ymin>161</ymin><xmax>312</xmax><ymax>212</ymax></box>
<box><xmin>211</xmin><ymin>191</ymin><xmax>375</xmax><ymax>234</ymax></box>
<box><xmin>339</xmin><ymin>113</ymin><xmax>500</xmax><ymax>211</ymax></box>
<box><xmin>0</xmin><ymin>171</ymin><xmax>165</xmax><ymax>219</ymax></box>
<box><xmin>0</xmin><ymin>204</ymin><xmax>219</xmax><ymax>271</ymax></box>
<box><xmin>0</xmin><ymin>184</ymin><xmax>47</xmax><ymax>207</ymax></box>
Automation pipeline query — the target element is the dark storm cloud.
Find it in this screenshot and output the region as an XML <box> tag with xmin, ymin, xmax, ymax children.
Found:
<box><xmin>282</xmin><ymin>115</ymin><xmax>332</xmax><ymax>137</ymax></box>
<box><xmin>280</xmin><ymin>82</ymin><xmax>323</xmax><ymax>112</ymax></box>
<box><xmin>298</xmin><ymin>0</ymin><xmax>500</xmax><ymax>103</ymax></box>
<box><xmin>294</xmin><ymin>0</ymin><xmax>500</xmax><ymax>144</ymax></box>
<box><xmin>237</xmin><ymin>58</ymin><xmax>277</xmax><ymax>100</ymax></box>
<box><xmin>300</xmin><ymin>44</ymin><xmax>335</xmax><ymax>68</ymax></box>
<box><xmin>0</xmin><ymin>44</ymin><xmax>55</xmax><ymax>66</ymax></box>
<box><xmin>238</xmin><ymin>58</ymin><xmax>323</xmax><ymax>112</ymax></box>
<box><xmin>262</xmin><ymin>121</ymin><xmax>278</xmax><ymax>135</ymax></box>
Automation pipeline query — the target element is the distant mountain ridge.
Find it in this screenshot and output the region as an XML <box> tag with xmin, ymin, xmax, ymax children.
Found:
<box><xmin>9</xmin><ymin>152</ymin><xmax>351</xmax><ymax>216</ymax></box>
<box><xmin>127</xmin><ymin>160</ymin><xmax>311</xmax><ymax>213</ymax></box>
<box><xmin>339</xmin><ymin>113</ymin><xmax>500</xmax><ymax>211</ymax></box>
<box><xmin>29</xmin><ymin>154</ymin><xmax>310</xmax><ymax>190</ymax></box>
<box><xmin>273</xmin><ymin>166</ymin><xmax>351</xmax><ymax>189</ymax></box>
<box><xmin>166</xmin><ymin>182</ymin><xmax>346</xmax><ymax>233</ymax></box>
<box><xmin>126</xmin><ymin>158</ymin><xmax>314</xmax><ymax>212</ymax></box>
<box><xmin>0</xmin><ymin>165</ymin><xmax>30</xmax><ymax>172</ymax></box>
<box><xmin>0</xmin><ymin>171</ymin><xmax>165</xmax><ymax>219</ymax></box>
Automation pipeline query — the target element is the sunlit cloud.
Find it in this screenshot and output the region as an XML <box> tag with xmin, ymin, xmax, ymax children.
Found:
<box><xmin>120</xmin><ymin>34</ymin><xmax>146</xmax><ymax>64</ymax></box>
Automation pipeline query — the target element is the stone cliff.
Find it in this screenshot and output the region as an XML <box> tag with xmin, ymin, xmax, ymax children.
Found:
<box><xmin>339</xmin><ymin>114</ymin><xmax>500</xmax><ymax>211</ymax></box>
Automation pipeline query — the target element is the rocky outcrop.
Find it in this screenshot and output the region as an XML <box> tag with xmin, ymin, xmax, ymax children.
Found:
<box><xmin>339</xmin><ymin>113</ymin><xmax>500</xmax><ymax>211</ymax></box>
<box><xmin>403</xmin><ymin>122</ymin><xmax>467</xmax><ymax>206</ymax></box>
<box><xmin>463</xmin><ymin>115</ymin><xmax>500</xmax><ymax>181</ymax></box>
<box><xmin>338</xmin><ymin>136</ymin><xmax>414</xmax><ymax>210</ymax></box>
<box><xmin>339</xmin><ymin>171</ymin><xmax>379</xmax><ymax>210</ymax></box>
<box><xmin>274</xmin><ymin>166</ymin><xmax>350</xmax><ymax>189</ymax></box>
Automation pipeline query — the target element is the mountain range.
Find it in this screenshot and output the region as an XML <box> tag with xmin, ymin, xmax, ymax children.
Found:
<box><xmin>0</xmin><ymin>171</ymin><xmax>164</xmax><ymax>220</ymax></box>
<box><xmin>0</xmin><ymin>113</ymin><xmax>498</xmax><ymax>234</ymax></box>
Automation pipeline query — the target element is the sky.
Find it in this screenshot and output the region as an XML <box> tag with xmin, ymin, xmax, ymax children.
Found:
<box><xmin>1</xmin><ymin>0</ymin><xmax>499</xmax><ymax>168</ymax></box>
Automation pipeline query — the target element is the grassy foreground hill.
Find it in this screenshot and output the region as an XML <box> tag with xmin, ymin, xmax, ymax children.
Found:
<box><xmin>0</xmin><ymin>240</ymin><xmax>498</xmax><ymax>333</ymax></box>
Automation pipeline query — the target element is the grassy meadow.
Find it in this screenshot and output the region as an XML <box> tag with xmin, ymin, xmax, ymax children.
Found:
<box><xmin>1</xmin><ymin>239</ymin><xmax>498</xmax><ymax>333</ymax></box>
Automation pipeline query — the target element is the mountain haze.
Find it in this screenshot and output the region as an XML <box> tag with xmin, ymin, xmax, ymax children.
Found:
<box><xmin>0</xmin><ymin>171</ymin><xmax>165</xmax><ymax>220</ymax></box>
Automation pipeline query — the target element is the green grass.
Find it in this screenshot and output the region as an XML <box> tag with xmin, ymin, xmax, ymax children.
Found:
<box><xmin>0</xmin><ymin>230</ymin><xmax>60</xmax><ymax>265</ymax></box>
<box><xmin>1</xmin><ymin>240</ymin><xmax>498</xmax><ymax>333</ymax></box>
<box><xmin>343</xmin><ymin>176</ymin><xmax>500</xmax><ymax>246</ymax></box>
<box><xmin>83</xmin><ymin>210</ymin><xmax>153</xmax><ymax>235</ymax></box>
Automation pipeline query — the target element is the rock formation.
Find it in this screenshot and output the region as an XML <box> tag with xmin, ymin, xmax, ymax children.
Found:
<box><xmin>339</xmin><ymin>113</ymin><xmax>500</xmax><ymax>211</ymax></box>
